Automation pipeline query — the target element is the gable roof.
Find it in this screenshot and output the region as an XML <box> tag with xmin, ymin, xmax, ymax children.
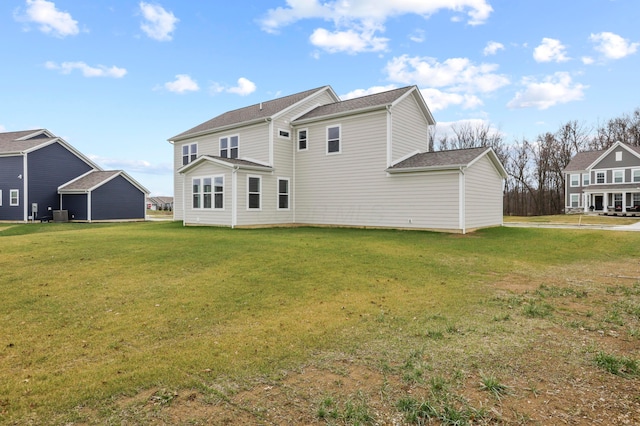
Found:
<box><xmin>563</xmin><ymin>142</ymin><xmax>640</xmax><ymax>172</ymax></box>
<box><xmin>387</xmin><ymin>146</ymin><xmax>507</xmax><ymax>177</ymax></box>
<box><xmin>178</xmin><ymin>155</ymin><xmax>274</xmax><ymax>174</ymax></box>
<box><xmin>0</xmin><ymin>129</ymin><xmax>58</xmax><ymax>154</ymax></box>
<box><xmin>58</xmin><ymin>170</ymin><xmax>149</xmax><ymax>194</ymax></box>
<box><xmin>170</xmin><ymin>86</ymin><xmax>336</xmax><ymax>141</ymax></box>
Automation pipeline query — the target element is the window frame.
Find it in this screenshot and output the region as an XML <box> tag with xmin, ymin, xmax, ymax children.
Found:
<box><xmin>278</xmin><ymin>128</ymin><xmax>291</xmax><ymax>140</ymax></box>
<box><xmin>633</xmin><ymin>169</ymin><xmax>640</xmax><ymax>183</ymax></box>
<box><xmin>326</xmin><ymin>124</ymin><xmax>341</xmax><ymax>155</ymax></box>
<box><xmin>192</xmin><ymin>178</ymin><xmax>201</xmax><ymax>209</ymax></box>
<box><xmin>277</xmin><ymin>177</ymin><xmax>290</xmax><ymax>210</ymax></box>
<box><xmin>0</xmin><ymin>189</ymin><xmax>2</xmax><ymax>206</ymax></box>
<box><xmin>193</xmin><ymin>176</ymin><xmax>224</xmax><ymax>210</ymax></box>
<box><xmin>582</xmin><ymin>173</ymin><xmax>590</xmax><ymax>186</ymax></box>
<box><xmin>297</xmin><ymin>128</ymin><xmax>308</xmax><ymax>151</ymax></box>
<box><xmin>220</xmin><ymin>135</ymin><xmax>239</xmax><ymax>159</ymax></box>
<box><xmin>570</xmin><ymin>174</ymin><xmax>580</xmax><ymax>187</ymax></box>
<box><xmin>182</xmin><ymin>143</ymin><xmax>198</xmax><ymax>166</ymax></box>
<box><xmin>213</xmin><ymin>175</ymin><xmax>224</xmax><ymax>209</ymax></box>
<box><xmin>613</xmin><ymin>169</ymin><xmax>624</xmax><ymax>183</ymax></box>
<box><xmin>570</xmin><ymin>193</ymin><xmax>579</xmax><ymax>208</ymax></box>
<box><xmin>633</xmin><ymin>193</ymin><xmax>640</xmax><ymax>206</ymax></box>
<box><xmin>615</xmin><ymin>151</ymin><xmax>622</xmax><ymax>161</ymax></box>
<box><xmin>10</xmin><ymin>189</ymin><xmax>19</xmax><ymax>206</ymax></box>
<box><xmin>247</xmin><ymin>175</ymin><xmax>262</xmax><ymax>211</ymax></box>
<box><xmin>596</xmin><ymin>172</ymin><xmax>605</xmax><ymax>184</ymax></box>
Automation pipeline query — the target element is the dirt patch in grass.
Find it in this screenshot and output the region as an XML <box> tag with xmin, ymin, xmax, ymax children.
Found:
<box><xmin>86</xmin><ymin>260</ymin><xmax>640</xmax><ymax>425</ymax></box>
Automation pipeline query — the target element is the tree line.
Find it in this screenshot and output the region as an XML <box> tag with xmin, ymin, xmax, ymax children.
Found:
<box><xmin>432</xmin><ymin>108</ymin><xmax>640</xmax><ymax>216</ymax></box>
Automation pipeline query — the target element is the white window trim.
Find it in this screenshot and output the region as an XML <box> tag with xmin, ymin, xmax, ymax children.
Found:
<box><xmin>596</xmin><ymin>171</ymin><xmax>605</xmax><ymax>184</ymax></box>
<box><xmin>220</xmin><ymin>135</ymin><xmax>240</xmax><ymax>159</ymax></box>
<box><xmin>192</xmin><ymin>176</ymin><xmax>225</xmax><ymax>210</ymax></box>
<box><xmin>277</xmin><ymin>128</ymin><xmax>291</xmax><ymax>140</ymax></box>
<box><xmin>582</xmin><ymin>173</ymin><xmax>590</xmax><ymax>186</ymax></box>
<box><xmin>297</xmin><ymin>128</ymin><xmax>308</xmax><ymax>151</ymax></box>
<box><xmin>632</xmin><ymin>169</ymin><xmax>640</xmax><ymax>183</ymax></box>
<box><xmin>0</xmin><ymin>189</ymin><xmax>2</xmax><ymax>206</ymax></box>
<box><xmin>326</xmin><ymin>124</ymin><xmax>341</xmax><ymax>155</ymax></box>
<box><xmin>570</xmin><ymin>174</ymin><xmax>580</xmax><ymax>187</ymax></box>
<box><xmin>247</xmin><ymin>175</ymin><xmax>262</xmax><ymax>211</ymax></box>
<box><xmin>212</xmin><ymin>175</ymin><xmax>225</xmax><ymax>210</ymax></box>
<box><xmin>570</xmin><ymin>193</ymin><xmax>579</xmax><ymax>208</ymax></box>
<box><xmin>613</xmin><ymin>169</ymin><xmax>624</xmax><ymax>183</ymax></box>
<box><xmin>182</xmin><ymin>142</ymin><xmax>198</xmax><ymax>166</ymax></box>
<box><xmin>277</xmin><ymin>177</ymin><xmax>290</xmax><ymax>211</ymax></box>
<box><xmin>615</xmin><ymin>151</ymin><xmax>622</xmax><ymax>161</ymax></box>
<box><xmin>192</xmin><ymin>178</ymin><xmax>202</xmax><ymax>209</ymax></box>
<box><xmin>10</xmin><ymin>189</ymin><xmax>19</xmax><ymax>206</ymax></box>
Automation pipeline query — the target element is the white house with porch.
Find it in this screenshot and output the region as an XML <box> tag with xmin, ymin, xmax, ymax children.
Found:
<box><xmin>564</xmin><ymin>142</ymin><xmax>640</xmax><ymax>215</ymax></box>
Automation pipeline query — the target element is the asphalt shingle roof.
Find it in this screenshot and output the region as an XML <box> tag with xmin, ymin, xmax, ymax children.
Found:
<box><xmin>388</xmin><ymin>147</ymin><xmax>489</xmax><ymax>170</ymax></box>
<box><xmin>0</xmin><ymin>129</ymin><xmax>55</xmax><ymax>154</ymax></box>
<box><xmin>563</xmin><ymin>150</ymin><xmax>604</xmax><ymax>172</ymax></box>
<box><xmin>171</xmin><ymin>86</ymin><xmax>330</xmax><ymax>140</ymax></box>
<box><xmin>59</xmin><ymin>171</ymin><xmax>120</xmax><ymax>192</ymax></box>
<box><xmin>293</xmin><ymin>86</ymin><xmax>414</xmax><ymax>122</ymax></box>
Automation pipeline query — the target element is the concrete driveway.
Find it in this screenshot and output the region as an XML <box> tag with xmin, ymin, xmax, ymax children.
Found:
<box><xmin>503</xmin><ymin>221</ymin><xmax>640</xmax><ymax>231</ymax></box>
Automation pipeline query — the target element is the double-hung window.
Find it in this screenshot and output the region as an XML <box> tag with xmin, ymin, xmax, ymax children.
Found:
<box><xmin>220</xmin><ymin>136</ymin><xmax>239</xmax><ymax>159</ymax></box>
<box><xmin>298</xmin><ymin>129</ymin><xmax>308</xmax><ymax>151</ymax></box>
<box><xmin>327</xmin><ymin>125</ymin><xmax>341</xmax><ymax>154</ymax></box>
<box><xmin>248</xmin><ymin>176</ymin><xmax>261</xmax><ymax>210</ymax></box>
<box><xmin>10</xmin><ymin>189</ymin><xmax>19</xmax><ymax>206</ymax></box>
<box><xmin>213</xmin><ymin>176</ymin><xmax>224</xmax><ymax>209</ymax></box>
<box><xmin>614</xmin><ymin>170</ymin><xmax>624</xmax><ymax>183</ymax></box>
<box><xmin>582</xmin><ymin>173</ymin><xmax>590</xmax><ymax>186</ymax></box>
<box><xmin>596</xmin><ymin>172</ymin><xmax>605</xmax><ymax>184</ymax></box>
<box><xmin>278</xmin><ymin>178</ymin><xmax>289</xmax><ymax>210</ymax></box>
<box><xmin>570</xmin><ymin>194</ymin><xmax>579</xmax><ymax>208</ymax></box>
<box><xmin>570</xmin><ymin>174</ymin><xmax>580</xmax><ymax>187</ymax></box>
<box><xmin>192</xmin><ymin>179</ymin><xmax>201</xmax><ymax>208</ymax></box>
<box><xmin>633</xmin><ymin>169</ymin><xmax>640</xmax><ymax>183</ymax></box>
<box><xmin>202</xmin><ymin>178</ymin><xmax>212</xmax><ymax>208</ymax></box>
<box><xmin>633</xmin><ymin>193</ymin><xmax>640</xmax><ymax>206</ymax></box>
<box><xmin>182</xmin><ymin>143</ymin><xmax>197</xmax><ymax>166</ymax></box>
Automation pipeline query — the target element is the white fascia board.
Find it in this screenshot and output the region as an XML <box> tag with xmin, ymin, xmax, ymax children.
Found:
<box><xmin>386</xmin><ymin>165</ymin><xmax>465</xmax><ymax>174</ymax></box>
<box><xmin>15</xmin><ymin>129</ymin><xmax>54</xmax><ymax>140</ymax></box>
<box><xmin>292</xmin><ymin>104</ymin><xmax>388</xmax><ymax>126</ymax></box>
<box><xmin>169</xmin><ymin>118</ymin><xmax>271</xmax><ymax>143</ymax></box>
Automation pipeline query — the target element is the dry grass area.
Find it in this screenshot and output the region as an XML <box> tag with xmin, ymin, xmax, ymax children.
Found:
<box><xmin>503</xmin><ymin>214</ymin><xmax>640</xmax><ymax>226</ymax></box>
<box><xmin>68</xmin><ymin>261</ymin><xmax>640</xmax><ymax>425</ymax></box>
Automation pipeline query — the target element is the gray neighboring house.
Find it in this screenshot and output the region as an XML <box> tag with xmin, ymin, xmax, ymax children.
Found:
<box><xmin>147</xmin><ymin>196</ymin><xmax>174</xmax><ymax>211</ymax></box>
<box><xmin>564</xmin><ymin>141</ymin><xmax>640</xmax><ymax>214</ymax></box>
<box><xmin>0</xmin><ymin>129</ymin><xmax>149</xmax><ymax>222</ymax></box>
<box><xmin>169</xmin><ymin>85</ymin><xmax>507</xmax><ymax>233</ymax></box>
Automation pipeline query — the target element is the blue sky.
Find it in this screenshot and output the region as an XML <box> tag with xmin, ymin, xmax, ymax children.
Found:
<box><xmin>1</xmin><ymin>0</ymin><xmax>638</xmax><ymax>196</ymax></box>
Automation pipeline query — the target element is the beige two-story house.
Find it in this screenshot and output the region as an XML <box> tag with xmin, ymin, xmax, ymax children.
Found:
<box><xmin>564</xmin><ymin>141</ymin><xmax>640</xmax><ymax>214</ymax></box>
<box><xmin>168</xmin><ymin>85</ymin><xmax>507</xmax><ymax>233</ymax></box>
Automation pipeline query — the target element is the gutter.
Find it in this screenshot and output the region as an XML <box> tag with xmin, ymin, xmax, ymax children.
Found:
<box><xmin>292</xmin><ymin>104</ymin><xmax>390</xmax><ymax>126</ymax></box>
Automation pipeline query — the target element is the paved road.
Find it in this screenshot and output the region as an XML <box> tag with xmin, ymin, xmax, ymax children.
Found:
<box><xmin>503</xmin><ymin>221</ymin><xmax>640</xmax><ymax>232</ymax></box>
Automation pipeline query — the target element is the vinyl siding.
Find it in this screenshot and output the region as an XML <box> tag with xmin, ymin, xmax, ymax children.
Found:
<box><xmin>592</xmin><ymin>148</ymin><xmax>640</xmax><ymax>169</ymax></box>
<box><xmin>62</xmin><ymin>194</ymin><xmax>88</xmax><ymax>220</ymax></box>
<box><xmin>391</xmin><ymin>93</ymin><xmax>430</xmax><ymax>163</ymax></box>
<box><xmin>0</xmin><ymin>155</ymin><xmax>24</xmax><ymax>221</ymax></box>
<box><xmin>464</xmin><ymin>155</ymin><xmax>504</xmax><ymax>229</ymax></box>
<box><xmin>91</xmin><ymin>176</ymin><xmax>145</xmax><ymax>220</ymax></box>
<box><xmin>294</xmin><ymin>110</ymin><xmax>460</xmax><ymax>230</ymax></box>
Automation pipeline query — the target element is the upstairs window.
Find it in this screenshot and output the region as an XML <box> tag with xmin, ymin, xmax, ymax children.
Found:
<box><xmin>582</xmin><ymin>173</ymin><xmax>590</xmax><ymax>186</ymax></box>
<box><xmin>570</xmin><ymin>174</ymin><xmax>580</xmax><ymax>187</ymax></box>
<box><xmin>278</xmin><ymin>129</ymin><xmax>290</xmax><ymax>139</ymax></box>
<box><xmin>614</xmin><ymin>170</ymin><xmax>624</xmax><ymax>183</ymax></box>
<box><xmin>616</xmin><ymin>151</ymin><xmax>622</xmax><ymax>161</ymax></box>
<box><xmin>248</xmin><ymin>176</ymin><xmax>261</xmax><ymax>210</ymax></box>
<box><xmin>220</xmin><ymin>135</ymin><xmax>239</xmax><ymax>159</ymax></box>
<box><xmin>182</xmin><ymin>143</ymin><xmax>197</xmax><ymax>166</ymax></box>
<box><xmin>298</xmin><ymin>129</ymin><xmax>308</xmax><ymax>151</ymax></box>
<box><xmin>633</xmin><ymin>169</ymin><xmax>640</xmax><ymax>183</ymax></box>
<box><xmin>327</xmin><ymin>125</ymin><xmax>341</xmax><ymax>154</ymax></box>
<box><xmin>10</xmin><ymin>189</ymin><xmax>19</xmax><ymax>206</ymax></box>
<box><xmin>596</xmin><ymin>172</ymin><xmax>605</xmax><ymax>184</ymax></box>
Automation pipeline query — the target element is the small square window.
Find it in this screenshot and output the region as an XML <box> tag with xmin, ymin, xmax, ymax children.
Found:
<box><xmin>616</xmin><ymin>151</ymin><xmax>622</xmax><ymax>161</ymax></box>
<box><xmin>278</xmin><ymin>129</ymin><xmax>290</xmax><ymax>139</ymax></box>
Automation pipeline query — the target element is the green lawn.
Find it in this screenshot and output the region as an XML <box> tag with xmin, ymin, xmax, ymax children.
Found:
<box><xmin>1</xmin><ymin>222</ymin><xmax>639</xmax><ymax>424</ymax></box>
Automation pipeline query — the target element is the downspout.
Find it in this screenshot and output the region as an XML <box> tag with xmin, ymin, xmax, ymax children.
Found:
<box><xmin>292</xmin><ymin>129</ymin><xmax>296</xmax><ymax>224</ymax></box>
<box><xmin>267</xmin><ymin>118</ymin><xmax>274</xmax><ymax>167</ymax></box>
<box><xmin>232</xmin><ymin>167</ymin><xmax>238</xmax><ymax>228</ymax></box>
<box><xmin>386</xmin><ymin>105</ymin><xmax>392</xmax><ymax>168</ymax></box>
<box><xmin>87</xmin><ymin>192</ymin><xmax>92</xmax><ymax>222</ymax></box>
<box><xmin>23</xmin><ymin>154</ymin><xmax>28</xmax><ymax>222</ymax></box>
<box><xmin>459</xmin><ymin>167</ymin><xmax>466</xmax><ymax>234</ymax></box>
<box><xmin>182</xmin><ymin>175</ymin><xmax>186</xmax><ymax>226</ymax></box>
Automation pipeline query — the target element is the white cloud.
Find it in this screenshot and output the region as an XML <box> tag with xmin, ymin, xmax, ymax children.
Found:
<box><xmin>341</xmin><ymin>85</ymin><xmax>398</xmax><ymax>100</ymax></box>
<box><xmin>483</xmin><ymin>41</ymin><xmax>504</xmax><ymax>56</ymax></box>
<box><xmin>259</xmin><ymin>0</ymin><xmax>492</xmax><ymax>54</ymax></box>
<box><xmin>89</xmin><ymin>155</ymin><xmax>172</xmax><ymax>175</ymax></box>
<box><xmin>309</xmin><ymin>23</ymin><xmax>388</xmax><ymax>54</ymax></box>
<box><xmin>227</xmin><ymin>78</ymin><xmax>257</xmax><ymax>96</ymax></box>
<box><xmin>533</xmin><ymin>38</ymin><xmax>569</xmax><ymax>63</ymax></box>
<box><xmin>18</xmin><ymin>0</ymin><xmax>79</xmax><ymax>37</ymax></box>
<box><xmin>581</xmin><ymin>56</ymin><xmax>594</xmax><ymax>65</ymax></box>
<box><xmin>0</xmin><ymin>125</ymin><xmax>6</xmax><ymax>132</ymax></box>
<box><xmin>589</xmin><ymin>32</ymin><xmax>639</xmax><ymax>60</ymax></box>
<box><xmin>409</xmin><ymin>29</ymin><xmax>425</xmax><ymax>43</ymax></box>
<box><xmin>507</xmin><ymin>72</ymin><xmax>586</xmax><ymax>110</ymax></box>
<box><xmin>164</xmin><ymin>74</ymin><xmax>199</xmax><ymax>94</ymax></box>
<box><xmin>420</xmin><ymin>88</ymin><xmax>483</xmax><ymax>112</ymax></box>
<box><xmin>45</xmin><ymin>61</ymin><xmax>127</xmax><ymax>78</ymax></box>
<box><xmin>385</xmin><ymin>55</ymin><xmax>509</xmax><ymax>94</ymax></box>
<box><xmin>139</xmin><ymin>2</ymin><xmax>178</xmax><ymax>41</ymax></box>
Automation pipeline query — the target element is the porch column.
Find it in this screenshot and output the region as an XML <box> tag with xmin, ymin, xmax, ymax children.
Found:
<box><xmin>603</xmin><ymin>192</ymin><xmax>608</xmax><ymax>212</ymax></box>
<box><xmin>623</xmin><ymin>192</ymin><xmax>627</xmax><ymax>212</ymax></box>
<box><xmin>583</xmin><ymin>193</ymin><xmax>588</xmax><ymax>212</ymax></box>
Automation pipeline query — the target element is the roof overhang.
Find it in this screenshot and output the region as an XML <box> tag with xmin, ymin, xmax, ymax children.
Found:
<box><xmin>178</xmin><ymin>155</ymin><xmax>273</xmax><ymax>174</ymax></box>
<box><xmin>168</xmin><ymin>117</ymin><xmax>271</xmax><ymax>144</ymax></box>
